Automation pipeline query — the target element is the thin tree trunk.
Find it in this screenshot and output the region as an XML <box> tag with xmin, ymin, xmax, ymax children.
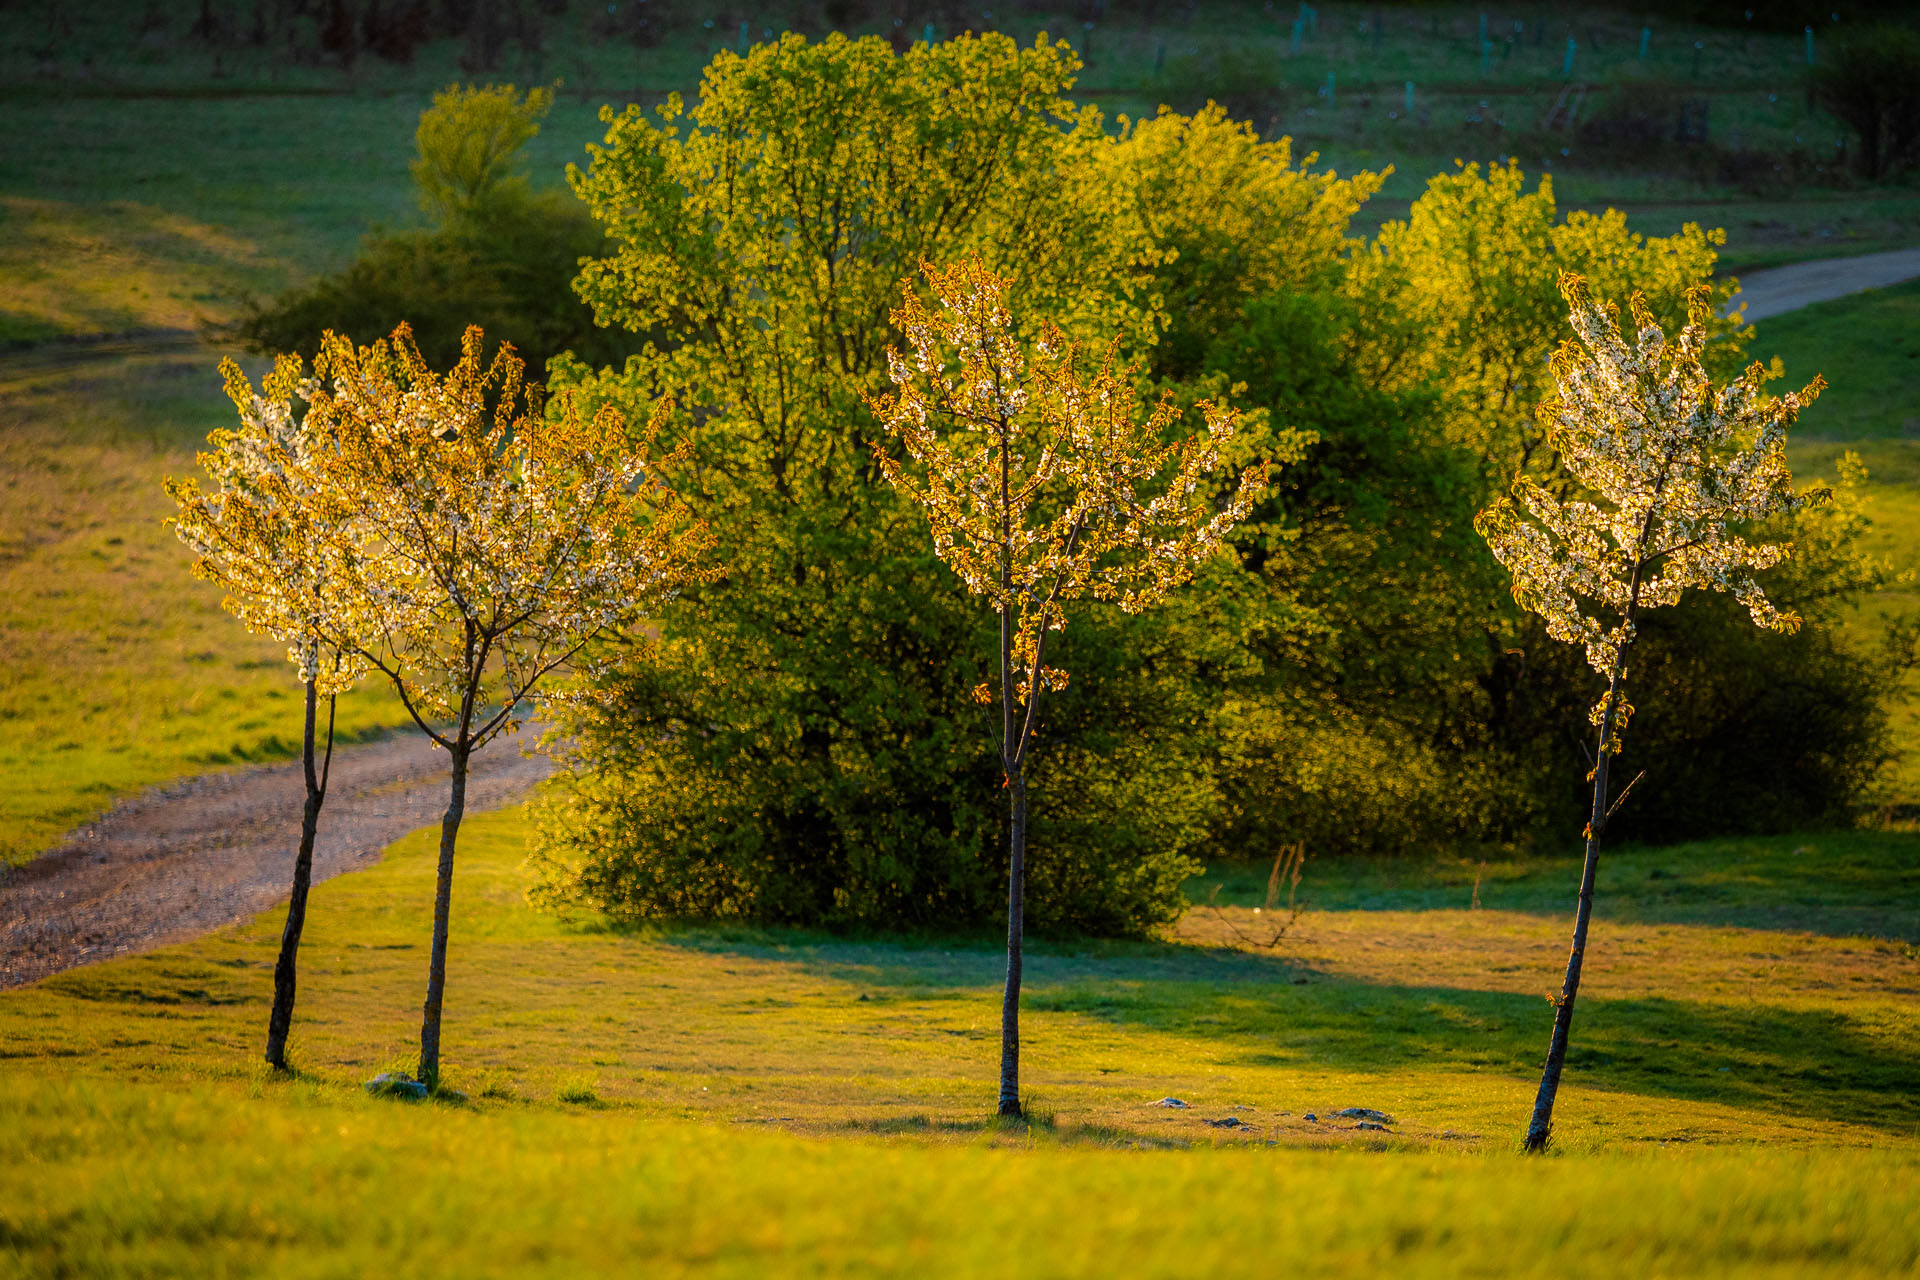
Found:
<box><xmin>1524</xmin><ymin>666</ymin><xmax>1624</xmax><ymax>1152</ymax></box>
<box><xmin>265</xmin><ymin>679</ymin><xmax>329</xmax><ymax>1070</ymax></box>
<box><xmin>998</xmin><ymin>770</ymin><xmax>1028</xmax><ymax>1118</ymax></box>
<box><xmin>417</xmin><ymin>739</ymin><xmax>469</xmax><ymax>1089</ymax></box>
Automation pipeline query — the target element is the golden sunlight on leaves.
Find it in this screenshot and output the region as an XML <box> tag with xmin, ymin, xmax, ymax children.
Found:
<box><xmin>1477</xmin><ymin>272</ymin><xmax>1823</xmax><ymax>738</ymax></box>
<box><xmin>870</xmin><ymin>257</ymin><xmax>1268</xmax><ymax>755</ymax></box>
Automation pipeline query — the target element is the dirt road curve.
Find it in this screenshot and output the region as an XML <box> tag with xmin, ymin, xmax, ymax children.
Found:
<box><xmin>1732</xmin><ymin>247</ymin><xmax>1920</xmax><ymax>322</ymax></box>
<box><xmin>0</xmin><ymin>725</ymin><xmax>555</xmax><ymax>989</ymax></box>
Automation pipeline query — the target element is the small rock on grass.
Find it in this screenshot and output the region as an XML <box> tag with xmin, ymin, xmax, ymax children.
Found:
<box><xmin>1204</xmin><ymin>1116</ymin><xmax>1248</xmax><ymax>1129</ymax></box>
<box><xmin>1155</xmin><ymin>1097</ymin><xmax>1188</xmax><ymax>1109</ymax></box>
<box><xmin>1333</xmin><ymin>1107</ymin><xmax>1394</xmax><ymax>1124</ymax></box>
<box><xmin>1354</xmin><ymin>1121</ymin><xmax>1390</xmax><ymax>1132</ymax></box>
<box><xmin>365</xmin><ymin>1072</ymin><xmax>429</xmax><ymax>1101</ymax></box>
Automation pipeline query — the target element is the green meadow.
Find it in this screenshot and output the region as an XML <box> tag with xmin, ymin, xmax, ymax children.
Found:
<box><xmin>3</xmin><ymin>805</ymin><xmax>1917</xmax><ymax>1276</ymax></box>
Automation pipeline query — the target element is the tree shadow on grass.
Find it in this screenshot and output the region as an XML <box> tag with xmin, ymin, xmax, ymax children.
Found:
<box><xmin>653</xmin><ymin>926</ymin><xmax>1919</xmax><ymax>1134</ymax></box>
<box><xmin>1192</xmin><ymin>831</ymin><xmax>1920</xmax><ymax>944</ymax></box>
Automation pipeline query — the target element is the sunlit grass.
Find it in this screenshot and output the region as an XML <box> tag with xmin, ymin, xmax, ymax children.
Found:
<box><xmin>0</xmin><ymin>806</ymin><xmax>1915</xmax><ymax>1275</ymax></box>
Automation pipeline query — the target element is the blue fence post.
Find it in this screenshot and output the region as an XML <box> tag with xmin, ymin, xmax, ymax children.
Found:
<box><xmin>1290</xmin><ymin>17</ymin><xmax>1303</xmax><ymax>53</ymax></box>
<box><xmin>1804</xmin><ymin>26</ymin><xmax>1814</xmax><ymax>65</ymax></box>
<box><xmin>1639</xmin><ymin>26</ymin><xmax>1650</xmax><ymax>59</ymax></box>
<box><xmin>738</xmin><ymin>19</ymin><xmax>748</xmax><ymax>51</ymax></box>
<box><xmin>1563</xmin><ymin>37</ymin><xmax>1576</xmax><ymax>78</ymax></box>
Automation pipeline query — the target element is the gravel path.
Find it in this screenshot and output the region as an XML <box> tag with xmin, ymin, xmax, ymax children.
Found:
<box><xmin>0</xmin><ymin>725</ymin><xmax>554</xmax><ymax>989</ymax></box>
<box><xmin>1732</xmin><ymin>247</ymin><xmax>1920</xmax><ymax>322</ymax></box>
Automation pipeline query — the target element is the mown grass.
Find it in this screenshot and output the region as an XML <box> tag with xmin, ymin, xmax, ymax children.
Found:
<box><xmin>1</xmin><ymin>806</ymin><xmax>1916</xmax><ymax>1275</ymax></box>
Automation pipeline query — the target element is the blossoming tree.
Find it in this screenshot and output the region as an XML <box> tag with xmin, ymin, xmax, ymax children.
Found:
<box><xmin>1476</xmin><ymin>273</ymin><xmax>1825</xmax><ymax>1151</ymax></box>
<box><xmin>870</xmin><ymin>260</ymin><xmax>1266</xmax><ymax>1116</ymax></box>
<box><xmin>300</xmin><ymin>324</ymin><xmax>714</xmax><ymax>1088</ymax></box>
<box><xmin>166</xmin><ymin>354</ymin><xmax>368</xmax><ymax>1072</ymax></box>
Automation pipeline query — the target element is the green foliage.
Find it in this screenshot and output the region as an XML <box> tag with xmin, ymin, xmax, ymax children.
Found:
<box><xmin>411</xmin><ymin>83</ymin><xmax>553</xmax><ymax>224</ymax></box>
<box><xmin>233</xmin><ymin>83</ymin><xmax>622</xmax><ymax>376</ymax></box>
<box><xmin>536</xmin><ymin>34</ymin><xmax>1305</xmax><ymax>936</ymax></box>
<box><xmin>536</xmin><ymin>44</ymin><xmax>1901</xmax><ymax>917</ymax></box>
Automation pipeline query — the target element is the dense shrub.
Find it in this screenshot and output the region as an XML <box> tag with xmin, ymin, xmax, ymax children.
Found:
<box><xmin>525</xmin><ymin>46</ymin><xmax>1902</xmax><ymax>929</ymax></box>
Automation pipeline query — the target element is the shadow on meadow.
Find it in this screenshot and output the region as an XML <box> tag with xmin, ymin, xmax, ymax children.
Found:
<box><xmin>649</xmin><ymin>922</ymin><xmax>1919</xmax><ymax>1134</ymax></box>
<box><xmin>1190</xmin><ymin>831</ymin><xmax>1920</xmax><ymax>944</ymax></box>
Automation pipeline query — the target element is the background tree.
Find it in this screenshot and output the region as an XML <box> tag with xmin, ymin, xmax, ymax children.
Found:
<box><xmin>233</xmin><ymin>83</ymin><xmax>623</xmax><ymax>378</ymax></box>
<box><xmin>1476</xmin><ymin>273</ymin><xmax>1825</xmax><ymax>1152</ymax></box>
<box><xmin>871</xmin><ymin>260</ymin><xmax>1266</xmax><ymax>1116</ymax></box>
<box><xmin>165</xmin><ymin>353</ymin><xmax>367</xmax><ymax>1072</ymax></box>
<box><xmin>299</xmin><ymin>323</ymin><xmax>713</xmax><ymax>1088</ymax></box>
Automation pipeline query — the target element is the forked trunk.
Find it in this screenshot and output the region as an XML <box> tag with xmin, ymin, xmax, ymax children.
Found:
<box><xmin>265</xmin><ymin>680</ymin><xmax>331</xmax><ymax>1070</ymax></box>
<box><xmin>417</xmin><ymin>739</ymin><xmax>470</xmax><ymax>1089</ymax></box>
<box><xmin>998</xmin><ymin>771</ymin><xmax>1028</xmax><ymax>1118</ymax></box>
<box><xmin>1524</xmin><ymin>671</ymin><xmax>1623</xmax><ymax>1152</ymax></box>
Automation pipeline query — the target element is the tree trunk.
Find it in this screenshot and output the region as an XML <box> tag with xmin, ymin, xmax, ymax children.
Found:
<box><xmin>1524</xmin><ymin>669</ymin><xmax>1623</xmax><ymax>1152</ymax></box>
<box><xmin>417</xmin><ymin>740</ymin><xmax>469</xmax><ymax>1089</ymax></box>
<box><xmin>997</xmin><ymin>770</ymin><xmax>1028</xmax><ymax>1118</ymax></box>
<box><xmin>264</xmin><ymin>679</ymin><xmax>327</xmax><ymax>1070</ymax></box>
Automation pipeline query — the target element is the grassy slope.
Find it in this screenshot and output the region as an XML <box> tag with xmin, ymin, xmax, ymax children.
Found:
<box><xmin>1</xmin><ymin>807</ymin><xmax>1915</xmax><ymax>1275</ymax></box>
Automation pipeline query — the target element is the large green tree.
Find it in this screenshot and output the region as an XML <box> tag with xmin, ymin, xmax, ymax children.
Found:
<box><xmin>533</xmin><ymin>36</ymin><xmax>1371</xmax><ymax>931</ymax></box>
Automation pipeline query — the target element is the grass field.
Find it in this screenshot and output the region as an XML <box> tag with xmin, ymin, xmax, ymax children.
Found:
<box><xmin>2</xmin><ymin>805</ymin><xmax>1916</xmax><ymax>1275</ymax></box>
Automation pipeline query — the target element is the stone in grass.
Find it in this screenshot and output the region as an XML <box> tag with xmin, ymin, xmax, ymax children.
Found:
<box><xmin>1204</xmin><ymin>1116</ymin><xmax>1248</xmax><ymax>1129</ymax></box>
<box><xmin>1333</xmin><ymin>1107</ymin><xmax>1395</xmax><ymax>1125</ymax></box>
<box><xmin>1354</xmin><ymin>1121</ymin><xmax>1391</xmax><ymax>1132</ymax></box>
<box><xmin>1155</xmin><ymin>1097</ymin><xmax>1189</xmax><ymax>1109</ymax></box>
<box><xmin>365</xmin><ymin>1072</ymin><xmax>430</xmax><ymax>1101</ymax></box>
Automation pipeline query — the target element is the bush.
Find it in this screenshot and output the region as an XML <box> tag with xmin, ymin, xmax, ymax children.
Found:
<box><xmin>233</xmin><ymin>84</ymin><xmax>625</xmax><ymax>376</ymax></box>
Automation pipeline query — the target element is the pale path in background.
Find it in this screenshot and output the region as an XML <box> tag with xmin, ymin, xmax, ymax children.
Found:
<box><xmin>0</xmin><ymin>723</ymin><xmax>554</xmax><ymax>989</ymax></box>
<box><xmin>1732</xmin><ymin>247</ymin><xmax>1920</xmax><ymax>322</ymax></box>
